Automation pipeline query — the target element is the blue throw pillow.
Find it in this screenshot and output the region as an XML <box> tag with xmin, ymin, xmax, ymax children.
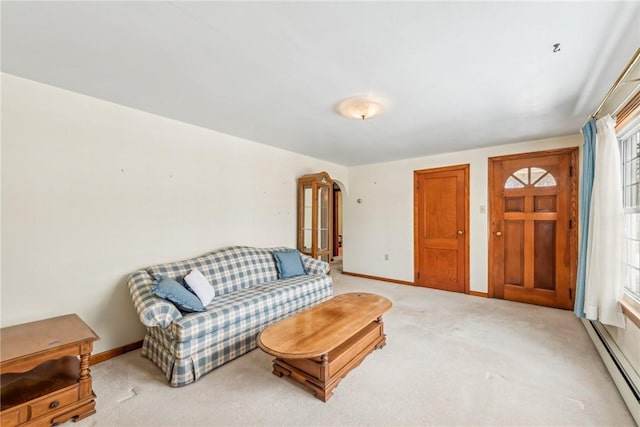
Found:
<box><xmin>273</xmin><ymin>249</ymin><xmax>308</xmax><ymax>279</ymax></box>
<box><xmin>151</xmin><ymin>276</ymin><xmax>205</xmax><ymax>313</ymax></box>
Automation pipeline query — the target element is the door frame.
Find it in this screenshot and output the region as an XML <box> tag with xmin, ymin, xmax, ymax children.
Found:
<box><xmin>413</xmin><ymin>164</ymin><xmax>470</xmax><ymax>293</ymax></box>
<box><xmin>487</xmin><ymin>147</ymin><xmax>578</xmax><ymax>301</ymax></box>
<box><xmin>332</xmin><ymin>183</ymin><xmax>341</xmax><ymax>258</ymax></box>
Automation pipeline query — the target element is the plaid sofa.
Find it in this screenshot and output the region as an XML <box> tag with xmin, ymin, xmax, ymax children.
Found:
<box><xmin>127</xmin><ymin>246</ymin><xmax>333</xmax><ymax>387</ymax></box>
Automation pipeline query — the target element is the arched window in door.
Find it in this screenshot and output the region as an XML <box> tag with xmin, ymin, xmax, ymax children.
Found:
<box><xmin>504</xmin><ymin>167</ymin><xmax>557</xmax><ymax>189</ymax></box>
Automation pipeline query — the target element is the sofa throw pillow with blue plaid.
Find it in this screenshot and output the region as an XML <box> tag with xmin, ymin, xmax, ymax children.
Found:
<box><xmin>184</xmin><ymin>269</ymin><xmax>215</xmax><ymax>306</ymax></box>
<box><xmin>151</xmin><ymin>276</ymin><xmax>205</xmax><ymax>312</ymax></box>
<box><xmin>273</xmin><ymin>249</ymin><xmax>308</xmax><ymax>279</ymax></box>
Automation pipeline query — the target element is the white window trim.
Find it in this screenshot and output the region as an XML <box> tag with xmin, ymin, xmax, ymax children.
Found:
<box><xmin>617</xmin><ymin>110</ymin><xmax>640</xmax><ymax>139</ymax></box>
<box><xmin>617</xmin><ymin>114</ymin><xmax>640</xmax><ymax>308</ymax></box>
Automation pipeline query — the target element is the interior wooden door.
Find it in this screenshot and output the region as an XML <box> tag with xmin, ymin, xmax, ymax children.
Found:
<box><xmin>488</xmin><ymin>148</ymin><xmax>577</xmax><ymax>309</ymax></box>
<box><xmin>414</xmin><ymin>165</ymin><xmax>469</xmax><ymax>293</ymax></box>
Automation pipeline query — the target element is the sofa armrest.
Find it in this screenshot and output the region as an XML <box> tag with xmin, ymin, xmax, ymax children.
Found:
<box><xmin>300</xmin><ymin>253</ymin><xmax>330</xmax><ymax>275</ymax></box>
<box><xmin>127</xmin><ymin>270</ymin><xmax>182</xmax><ymax>329</ymax></box>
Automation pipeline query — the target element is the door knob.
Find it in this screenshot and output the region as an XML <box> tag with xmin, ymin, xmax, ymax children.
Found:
<box><xmin>457</xmin><ymin>230</ymin><xmax>463</xmax><ymax>235</ymax></box>
<box><xmin>495</xmin><ymin>231</ymin><xmax>502</xmax><ymax>237</ymax></box>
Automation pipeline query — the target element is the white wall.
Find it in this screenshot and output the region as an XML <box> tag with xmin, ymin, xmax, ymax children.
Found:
<box><xmin>343</xmin><ymin>134</ymin><xmax>580</xmax><ymax>292</ymax></box>
<box><xmin>1</xmin><ymin>73</ymin><xmax>347</xmax><ymax>353</ymax></box>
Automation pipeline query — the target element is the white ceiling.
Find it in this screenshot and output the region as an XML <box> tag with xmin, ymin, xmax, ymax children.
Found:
<box><xmin>2</xmin><ymin>2</ymin><xmax>639</xmax><ymax>166</ymax></box>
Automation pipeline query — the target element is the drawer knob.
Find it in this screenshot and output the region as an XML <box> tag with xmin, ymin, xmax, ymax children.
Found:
<box><xmin>49</xmin><ymin>400</ymin><xmax>60</xmax><ymax>409</ymax></box>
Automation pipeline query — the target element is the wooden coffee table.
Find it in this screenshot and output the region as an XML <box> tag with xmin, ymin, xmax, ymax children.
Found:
<box><xmin>257</xmin><ymin>292</ymin><xmax>392</xmax><ymax>401</ymax></box>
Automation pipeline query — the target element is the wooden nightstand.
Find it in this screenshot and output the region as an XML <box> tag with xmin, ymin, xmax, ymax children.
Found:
<box><xmin>0</xmin><ymin>314</ymin><xmax>99</xmax><ymax>426</ymax></box>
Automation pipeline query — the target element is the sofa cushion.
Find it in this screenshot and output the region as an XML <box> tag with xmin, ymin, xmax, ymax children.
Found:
<box><xmin>151</xmin><ymin>276</ymin><xmax>205</xmax><ymax>313</ymax></box>
<box><xmin>273</xmin><ymin>249</ymin><xmax>307</xmax><ymax>279</ymax></box>
<box><xmin>147</xmin><ymin>246</ymin><xmax>280</xmax><ymax>297</ymax></box>
<box><xmin>167</xmin><ymin>273</ymin><xmax>333</xmax><ymax>343</ymax></box>
<box><xmin>184</xmin><ymin>269</ymin><xmax>215</xmax><ymax>305</ymax></box>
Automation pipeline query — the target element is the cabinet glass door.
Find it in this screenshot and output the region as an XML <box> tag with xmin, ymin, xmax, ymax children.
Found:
<box><xmin>318</xmin><ymin>186</ymin><xmax>329</xmax><ymax>252</ymax></box>
<box><xmin>302</xmin><ymin>186</ymin><xmax>313</xmax><ymax>253</ymax></box>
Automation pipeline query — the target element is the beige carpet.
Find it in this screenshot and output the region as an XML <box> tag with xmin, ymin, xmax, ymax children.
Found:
<box><xmin>80</xmin><ymin>272</ymin><xmax>635</xmax><ymax>426</ymax></box>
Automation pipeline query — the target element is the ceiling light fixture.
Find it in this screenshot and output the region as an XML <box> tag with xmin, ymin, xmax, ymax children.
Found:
<box><xmin>337</xmin><ymin>96</ymin><xmax>383</xmax><ymax>120</ymax></box>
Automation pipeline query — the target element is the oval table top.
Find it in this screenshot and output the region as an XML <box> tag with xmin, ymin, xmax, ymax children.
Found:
<box><xmin>257</xmin><ymin>292</ymin><xmax>392</xmax><ymax>359</ymax></box>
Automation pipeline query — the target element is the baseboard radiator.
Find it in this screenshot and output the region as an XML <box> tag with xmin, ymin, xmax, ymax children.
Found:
<box><xmin>582</xmin><ymin>319</ymin><xmax>640</xmax><ymax>424</ymax></box>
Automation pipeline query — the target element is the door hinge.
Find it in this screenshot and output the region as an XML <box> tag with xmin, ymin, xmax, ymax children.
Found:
<box><xmin>569</xmin><ymin>288</ymin><xmax>573</xmax><ymax>299</ymax></box>
<box><xmin>569</xmin><ymin>219</ymin><xmax>574</xmax><ymax>229</ymax></box>
<box><xmin>569</xmin><ymin>166</ymin><xmax>574</xmax><ymax>177</ymax></box>
<box><xmin>417</xmin><ymin>180</ymin><xmax>420</xmax><ymax>189</ymax></box>
<box><xmin>416</xmin><ymin>272</ymin><xmax>420</xmax><ymax>280</ymax></box>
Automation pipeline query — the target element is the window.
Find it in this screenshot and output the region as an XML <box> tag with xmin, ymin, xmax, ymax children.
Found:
<box><xmin>619</xmin><ymin>125</ymin><xmax>640</xmax><ymax>301</ymax></box>
<box><xmin>504</xmin><ymin>167</ymin><xmax>556</xmax><ymax>189</ymax></box>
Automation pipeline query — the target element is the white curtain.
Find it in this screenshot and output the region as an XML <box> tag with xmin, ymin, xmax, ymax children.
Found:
<box><xmin>584</xmin><ymin>115</ymin><xmax>626</xmax><ymax>328</ymax></box>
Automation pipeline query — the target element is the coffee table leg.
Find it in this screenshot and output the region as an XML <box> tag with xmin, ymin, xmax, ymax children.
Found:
<box><xmin>273</xmin><ymin>358</ymin><xmax>332</xmax><ymax>401</ymax></box>
<box><xmin>272</xmin><ymin>359</ymin><xmax>289</xmax><ymax>377</ymax></box>
<box><xmin>316</xmin><ymin>354</ymin><xmax>333</xmax><ymax>401</ymax></box>
<box><xmin>375</xmin><ymin>316</ymin><xmax>387</xmax><ymax>350</ymax></box>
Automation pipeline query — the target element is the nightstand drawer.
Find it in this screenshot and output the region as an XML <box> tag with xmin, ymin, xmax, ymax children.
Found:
<box><xmin>0</xmin><ymin>405</ymin><xmax>28</xmax><ymax>426</ymax></box>
<box><xmin>29</xmin><ymin>386</ymin><xmax>78</xmax><ymax>419</ymax></box>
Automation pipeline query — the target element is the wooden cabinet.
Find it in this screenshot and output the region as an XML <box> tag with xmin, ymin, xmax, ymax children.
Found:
<box><xmin>297</xmin><ymin>172</ymin><xmax>333</xmax><ymax>262</ymax></box>
<box><xmin>0</xmin><ymin>314</ymin><xmax>98</xmax><ymax>426</ymax></box>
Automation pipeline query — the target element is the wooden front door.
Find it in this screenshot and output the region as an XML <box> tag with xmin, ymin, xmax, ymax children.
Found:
<box><xmin>488</xmin><ymin>148</ymin><xmax>578</xmax><ymax>309</ymax></box>
<box><xmin>414</xmin><ymin>165</ymin><xmax>469</xmax><ymax>293</ymax></box>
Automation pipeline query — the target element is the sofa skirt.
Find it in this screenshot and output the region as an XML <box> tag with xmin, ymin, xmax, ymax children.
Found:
<box><xmin>142</xmin><ymin>327</ymin><xmax>259</xmax><ymax>387</ymax></box>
